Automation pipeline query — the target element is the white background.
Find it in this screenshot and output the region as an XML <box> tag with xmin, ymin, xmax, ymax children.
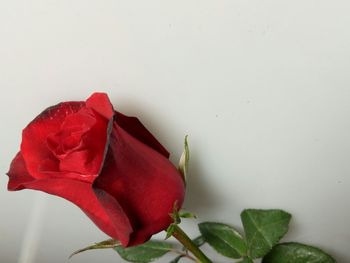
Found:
<box><xmin>0</xmin><ymin>0</ymin><xmax>349</xmax><ymax>262</ymax></box>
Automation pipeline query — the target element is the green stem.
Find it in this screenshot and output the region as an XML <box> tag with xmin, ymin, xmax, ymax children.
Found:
<box><xmin>172</xmin><ymin>225</ymin><xmax>212</xmax><ymax>263</ymax></box>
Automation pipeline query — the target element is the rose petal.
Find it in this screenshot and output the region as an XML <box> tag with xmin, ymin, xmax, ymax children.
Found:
<box><xmin>46</xmin><ymin>109</ymin><xmax>96</xmax><ymax>158</ymax></box>
<box><xmin>57</xmin><ymin>109</ymin><xmax>111</xmax><ymax>178</ymax></box>
<box><xmin>21</xmin><ymin>102</ymin><xmax>85</xmax><ymax>179</ymax></box>
<box><xmin>114</xmin><ymin>111</ymin><xmax>169</xmax><ymax>158</ymax></box>
<box><xmin>94</xmin><ymin>122</ymin><xmax>185</xmax><ymax>246</ymax></box>
<box><xmin>7</xmin><ymin>153</ymin><xmax>133</xmax><ymax>245</ymax></box>
<box><xmin>7</xmin><ymin>152</ymin><xmax>35</xmax><ymax>190</ymax></box>
<box><xmin>21</xmin><ymin>94</ymin><xmax>115</xmax><ymax>182</ymax></box>
<box><xmin>59</xmin><ymin>150</ymin><xmax>91</xmax><ymax>174</ymax></box>
<box><xmin>80</xmin><ymin>111</ymin><xmax>112</xmax><ymax>177</ymax></box>
<box><xmin>32</xmin><ymin>179</ymin><xmax>132</xmax><ymax>245</ymax></box>
<box><xmin>86</xmin><ymin>93</ymin><xmax>114</xmax><ymax>119</ymax></box>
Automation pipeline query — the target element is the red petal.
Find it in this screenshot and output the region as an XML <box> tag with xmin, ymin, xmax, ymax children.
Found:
<box><xmin>94</xmin><ymin>123</ymin><xmax>185</xmax><ymax>246</ymax></box>
<box><xmin>59</xmin><ymin>150</ymin><xmax>91</xmax><ymax>174</ymax></box>
<box><xmin>114</xmin><ymin>111</ymin><xmax>169</xmax><ymax>158</ymax></box>
<box><xmin>7</xmin><ymin>152</ymin><xmax>35</xmax><ymax>190</ymax></box>
<box><xmin>46</xmin><ymin>108</ymin><xmax>96</xmax><ymax>157</ymax></box>
<box><xmin>57</xmin><ymin>108</ymin><xmax>111</xmax><ymax>178</ymax></box>
<box><xmin>21</xmin><ymin>94</ymin><xmax>115</xmax><ymax>182</ymax></box>
<box><xmin>34</xmin><ymin>180</ymin><xmax>132</xmax><ymax>245</ymax></box>
<box><xmin>7</xmin><ymin>153</ymin><xmax>133</xmax><ymax>245</ymax></box>
<box><xmin>21</xmin><ymin>102</ymin><xmax>85</xmax><ymax>179</ymax></box>
<box><xmin>86</xmin><ymin>93</ymin><xmax>114</xmax><ymax>119</ymax></box>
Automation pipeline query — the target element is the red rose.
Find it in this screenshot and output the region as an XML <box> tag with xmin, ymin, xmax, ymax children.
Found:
<box><xmin>7</xmin><ymin>93</ymin><xmax>185</xmax><ymax>247</ymax></box>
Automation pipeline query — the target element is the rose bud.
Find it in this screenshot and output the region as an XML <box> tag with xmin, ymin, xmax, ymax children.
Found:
<box><xmin>7</xmin><ymin>93</ymin><xmax>185</xmax><ymax>247</ymax></box>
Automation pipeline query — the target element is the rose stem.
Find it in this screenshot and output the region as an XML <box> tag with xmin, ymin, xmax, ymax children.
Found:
<box><xmin>171</xmin><ymin>225</ymin><xmax>212</xmax><ymax>263</ymax></box>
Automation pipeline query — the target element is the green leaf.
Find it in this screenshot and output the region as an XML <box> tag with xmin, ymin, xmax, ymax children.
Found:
<box><xmin>237</xmin><ymin>257</ymin><xmax>254</xmax><ymax>263</ymax></box>
<box><xmin>114</xmin><ymin>240</ymin><xmax>173</xmax><ymax>263</ymax></box>
<box><xmin>262</xmin><ymin>242</ymin><xmax>336</xmax><ymax>263</ymax></box>
<box><xmin>178</xmin><ymin>135</ymin><xmax>189</xmax><ymax>185</ymax></box>
<box><xmin>241</xmin><ymin>209</ymin><xmax>291</xmax><ymax>259</ymax></box>
<box><xmin>198</xmin><ymin>222</ymin><xmax>247</xmax><ymax>259</ymax></box>
<box><xmin>69</xmin><ymin>239</ymin><xmax>120</xmax><ymax>258</ymax></box>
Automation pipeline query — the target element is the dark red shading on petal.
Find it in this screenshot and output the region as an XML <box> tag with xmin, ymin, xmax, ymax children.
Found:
<box><xmin>86</xmin><ymin>93</ymin><xmax>114</xmax><ymax>119</ymax></box>
<box><xmin>7</xmin><ymin>153</ymin><xmax>133</xmax><ymax>245</ymax></box>
<box><xmin>21</xmin><ymin>102</ymin><xmax>85</xmax><ymax>179</ymax></box>
<box><xmin>94</xmin><ymin>123</ymin><xmax>185</xmax><ymax>246</ymax></box>
<box><xmin>114</xmin><ymin>111</ymin><xmax>169</xmax><ymax>158</ymax></box>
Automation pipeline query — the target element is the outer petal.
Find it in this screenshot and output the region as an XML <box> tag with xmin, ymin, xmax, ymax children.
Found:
<box><xmin>86</xmin><ymin>93</ymin><xmax>114</xmax><ymax>119</ymax></box>
<box><xmin>94</xmin><ymin>123</ymin><xmax>185</xmax><ymax>246</ymax></box>
<box><xmin>114</xmin><ymin>111</ymin><xmax>169</xmax><ymax>158</ymax></box>
<box><xmin>7</xmin><ymin>152</ymin><xmax>35</xmax><ymax>190</ymax></box>
<box><xmin>7</xmin><ymin>152</ymin><xmax>133</xmax><ymax>245</ymax></box>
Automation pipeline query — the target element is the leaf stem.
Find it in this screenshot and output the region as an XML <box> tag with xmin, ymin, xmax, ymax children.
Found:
<box><xmin>171</xmin><ymin>249</ymin><xmax>197</xmax><ymax>262</ymax></box>
<box><xmin>172</xmin><ymin>225</ymin><xmax>212</xmax><ymax>263</ymax></box>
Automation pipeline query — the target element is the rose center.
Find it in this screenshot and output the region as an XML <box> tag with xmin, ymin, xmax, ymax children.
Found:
<box><xmin>46</xmin><ymin>109</ymin><xmax>96</xmax><ymax>160</ymax></box>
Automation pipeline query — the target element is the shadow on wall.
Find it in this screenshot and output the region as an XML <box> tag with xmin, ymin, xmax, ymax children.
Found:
<box><xmin>182</xmin><ymin>146</ymin><xmax>221</xmax><ymax>215</ymax></box>
<box><xmin>329</xmin><ymin>250</ymin><xmax>346</xmax><ymax>262</ymax></box>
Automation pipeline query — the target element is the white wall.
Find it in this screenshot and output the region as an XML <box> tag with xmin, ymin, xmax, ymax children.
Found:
<box><xmin>0</xmin><ymin>1</ymin><xmax>349</xmax><ymax>262</ymax></box>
